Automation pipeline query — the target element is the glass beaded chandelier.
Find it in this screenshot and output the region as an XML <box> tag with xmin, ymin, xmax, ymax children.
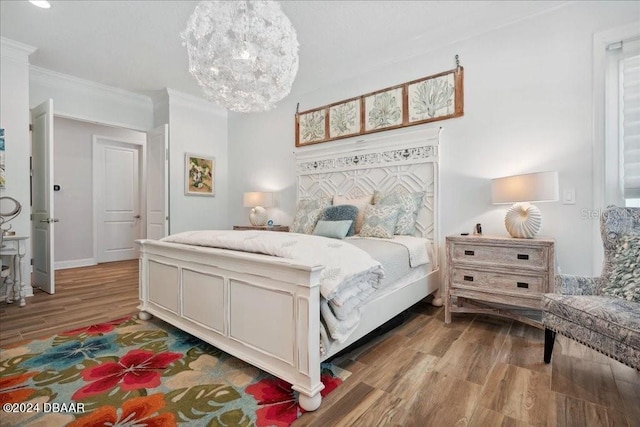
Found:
<box><xmin>181</xmin><ymin>0</ymin><xmax>299</xmax><ymax>113</ymax></box>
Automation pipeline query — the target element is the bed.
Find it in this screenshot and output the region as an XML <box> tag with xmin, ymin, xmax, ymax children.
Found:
<box><xmin>137</xmin><ymin>126</ymin><xmax>442</xmax><ymax>411</ymax></box>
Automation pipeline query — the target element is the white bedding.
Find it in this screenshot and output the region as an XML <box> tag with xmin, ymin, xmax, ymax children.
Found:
<box><xmin>161</xmin><ymin>230</ymin><xmax>430</xmax><ymax>352</ymax></box>
<box><xmin>162</xmin><ymin>230</ymin><xmax>384</xmax><ymax>302</ymax></box>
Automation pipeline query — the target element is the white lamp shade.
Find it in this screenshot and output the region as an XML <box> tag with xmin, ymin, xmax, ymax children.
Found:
<box><xmin>243</xmin><ymin>192</ymin><xmax>274</xmax><ymax>208</ymax></box>
<box><xmin>491</xmin><ymin>171</ymin><xmax>559</xmax><ymax>204</ymax></box>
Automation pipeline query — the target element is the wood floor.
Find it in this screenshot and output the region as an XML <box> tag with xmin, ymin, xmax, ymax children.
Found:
<box><xmin>1</xmin><ymin>261</ymin><xmax>638</xmax><ymax>426</ymax></box>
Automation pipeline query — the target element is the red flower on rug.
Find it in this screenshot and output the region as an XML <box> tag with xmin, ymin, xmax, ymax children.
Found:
<box><xmin>0</xmin><ymin>372</ymin><xmax>38</xmax><ymax>405</ymax></box>
<box><xmin>61</xmin><ymin>316</ymin><xmax>132</xmax><ymax>336</ymax></box>
<box><xmin>72</xmin><ymin>349</ymin><xmax>182</xmax><ymax>400</ymax></box>
<box><xmin>68</xmin><ymin>393</ymin><xmax>175</xmax><ymax>427</ymax></box>
<box><xmin>246</xmin><ymin>373</ymin><xmax>343</xmax><ymax>427</ymax></box>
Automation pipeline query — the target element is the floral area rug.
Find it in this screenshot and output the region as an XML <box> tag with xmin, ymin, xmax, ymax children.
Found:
<box><xmin>0</xmin><ymin>316</ymin><xmax>349</xmax><ymax>426</ymax></box>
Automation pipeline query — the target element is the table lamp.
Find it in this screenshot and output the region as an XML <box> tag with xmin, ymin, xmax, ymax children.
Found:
<box><xmin>243</xmin><ymin>192</ymin><xmax>274</xmax><ymax>226</ymax></box>
<box><xmin>491</xmin><ymin>171</ymin><xmax>559</xmax><ymax>238</ymax></box>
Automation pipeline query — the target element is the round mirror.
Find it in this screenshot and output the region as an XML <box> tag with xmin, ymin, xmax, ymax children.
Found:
<box><xmin>0</xmin><ymin>196</ymin><xmax>22</xmax><ymax>220</ymax></box>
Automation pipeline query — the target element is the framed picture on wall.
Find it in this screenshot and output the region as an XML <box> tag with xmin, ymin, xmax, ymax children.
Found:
<box><xmin>185</xmin><ymin>153</ymin><xmax>215</xmax><ymax>196</ymax></box>
<box><xmin>363</xmin><ymin>86</ymin><xmax>404</xmax><ymax>132</ymax></box>
<box><xmin>295</xmin><ymin>108</ymin><xmax>328</xmax><ymax>147</ymax></box>
<box><xmin>328</xmin><ymin>97</ymin><xmax>361</xmax><ymax>139</ymax></box>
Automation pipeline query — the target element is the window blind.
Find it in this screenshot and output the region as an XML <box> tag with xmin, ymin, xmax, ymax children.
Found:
<box><xmin>622</xmin><ymin>40</ymin><xmax>640</xmax><ymax>198</ymax></box>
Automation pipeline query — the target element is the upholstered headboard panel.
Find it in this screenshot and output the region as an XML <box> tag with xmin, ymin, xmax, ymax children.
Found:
<box><xmin>294</xmin><ymin>127</ymin><xmax>440</xmax><ymax>264</ymax></box>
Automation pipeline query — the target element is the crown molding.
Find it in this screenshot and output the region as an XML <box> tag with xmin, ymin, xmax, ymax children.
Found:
<box><xmin>29</xmin><ymin>66</ymin><xmax>153</xmax><ymax>109</ymax></box>
<box><xmin>0</xmin><ymin>37</ymin><xmax>37</xmax><ymax>63</ymax></box>
<box><xmin>166</xmin><ymin>88</ymin><xmax>227</xmax><ymax>118</ymax></box>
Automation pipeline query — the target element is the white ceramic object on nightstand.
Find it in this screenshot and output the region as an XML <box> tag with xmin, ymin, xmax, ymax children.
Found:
<box><xmin>504</xmin><ymin>202</ymin><xmax>542</xmax><ymax>239</ymax></box>
<box><xmin>249</xmin><ymin>206</ymin><xmax>268</xmax><ymax>226</ymax></box>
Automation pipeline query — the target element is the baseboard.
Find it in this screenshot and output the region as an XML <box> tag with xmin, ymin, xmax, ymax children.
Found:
<box><xmin>55</xmin><ymin>258</ymin><xmax>97</xmax><ymax>270</ymax></box>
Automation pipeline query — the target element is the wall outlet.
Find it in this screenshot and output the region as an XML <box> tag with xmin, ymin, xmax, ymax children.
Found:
<box><xmin>563</xmin><ymin>189</ymin><xmax>576</xmax><ymax>204</ymax></box>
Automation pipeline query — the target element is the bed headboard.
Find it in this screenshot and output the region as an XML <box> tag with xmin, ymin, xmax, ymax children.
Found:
<box><xmin>294</xmin><ymin>127</ymin><xmax>440</xmax><ymax>267</ymax></box>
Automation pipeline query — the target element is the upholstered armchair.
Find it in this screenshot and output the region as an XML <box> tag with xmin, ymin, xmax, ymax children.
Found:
<box><xmin>542</xmin><ymin>206</ymin><xmax>640</xmax><ymax>370</ymax></box>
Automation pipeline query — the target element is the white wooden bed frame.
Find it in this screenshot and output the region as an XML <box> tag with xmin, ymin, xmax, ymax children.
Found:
<box><xmin>137</xmin><ymin>126</ymin><xmax>442</xmax><ymax>411</ymax></box>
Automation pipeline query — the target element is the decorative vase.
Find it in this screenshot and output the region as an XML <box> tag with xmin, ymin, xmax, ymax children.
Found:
<box><xmin>504</xmin><ymin>202</ymin><xmax>542</xmax><ymax>239</ymax></box>
<box><xmin>249</xmin><ymin>206</ymin><xmax>268</xmax><ymax>226</ymax></box>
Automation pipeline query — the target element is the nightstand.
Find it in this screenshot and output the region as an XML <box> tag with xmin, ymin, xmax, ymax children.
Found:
<box><xmin>233</xmin><ymin>225</ymin><xmax>289</xmax><ymax>232</ymax></box>
<box><xmin>445</xmin><ymin>235</ymin><xmax>554</xmax><ymax>329</ymax></box>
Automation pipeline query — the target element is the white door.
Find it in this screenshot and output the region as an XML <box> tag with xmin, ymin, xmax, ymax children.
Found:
<box><xmin>31</xmin><ymin>99</ymin><xmax>56</xmax><ymax>294</ymax></box>
<box><xmin>94</xmin><ymin>138</ymin><xmax>141</xmax><ymax>262</ymax></box>
<box><xmin>146</xmin><ymin>124</ymin><xmax>169</xmax><ymax>239</ymax></box>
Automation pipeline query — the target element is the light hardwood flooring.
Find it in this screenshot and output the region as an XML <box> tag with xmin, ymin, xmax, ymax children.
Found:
<box><xmin>1</xmin><ymin>261</ymin><xmax>638</xmax><ymax>426</ymax></box>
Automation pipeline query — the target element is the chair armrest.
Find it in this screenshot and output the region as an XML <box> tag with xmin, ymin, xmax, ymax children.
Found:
<box><xmin>554</xmin><ymin>274</ymin><xmax>601</xmax><ymax>295</ymax></box>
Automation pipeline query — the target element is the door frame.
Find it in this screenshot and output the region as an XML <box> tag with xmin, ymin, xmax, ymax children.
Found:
<box><xmin>92</xmin><ymin>135</ymin><xmax>146</xmax><ymax>263</ymax></box>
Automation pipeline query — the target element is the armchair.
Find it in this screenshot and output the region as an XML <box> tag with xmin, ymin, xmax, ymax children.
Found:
<box><xmin>542</xmin><ymin>206</ymin><xmax>640</xmax><ymax>370</ymax></box>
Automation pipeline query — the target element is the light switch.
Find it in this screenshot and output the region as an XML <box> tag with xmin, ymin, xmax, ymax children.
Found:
<box><xmin>563</xmin><ymin>189</ymin><xmax>575</xmax><ymax>204</ymax></box>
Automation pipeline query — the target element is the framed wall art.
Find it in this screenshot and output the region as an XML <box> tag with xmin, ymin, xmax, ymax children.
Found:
<box><xmin>296</xmin><ymin>108</ymin><xmax>328</xmax><ymax>146</ymax></box>
<box><xmin>329</xmin><ymin>97</ymin><xmax>361</xmax><ymax>139</ymax></box>
<box><xmin>185</xmin><ymin>153</ymin><xmax>215</xmax><ymax>196</ymax></box>
<box><xmin>407</xmin><ymin>68</ymin><xmax>463</xmax><ymax>125</ymax></box>
<box><xmin>364</xmin><ymin>86</ymin><xmax>404</xmax><ymax>132</ymax></box>
<box><xmin>294</xmin><ymin>56</ymin><xmax>464</xmax><ymax>147</ymax></box>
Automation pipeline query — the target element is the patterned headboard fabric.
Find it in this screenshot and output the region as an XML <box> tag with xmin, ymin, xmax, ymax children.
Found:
<box><xmin>294</xmin><ymin>127</ymin><xmax>440</xmax><ymax>266</ymax></box>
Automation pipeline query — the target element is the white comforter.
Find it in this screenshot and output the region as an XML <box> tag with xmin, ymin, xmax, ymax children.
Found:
<box><xmin>161</xmin><ymin>230</ymin><xmax>384</xmax><ymax>304</ymax></box>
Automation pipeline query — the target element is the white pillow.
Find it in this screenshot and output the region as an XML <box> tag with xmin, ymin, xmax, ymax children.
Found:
<box><xmin>333</xmin><ymin>194</ymin><xmax>373</xmax><ymax>234</ymax></box>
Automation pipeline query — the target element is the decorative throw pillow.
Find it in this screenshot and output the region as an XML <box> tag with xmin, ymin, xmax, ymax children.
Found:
<box><xmin>290</xmin><ymin>207</ymin><xmax>323</xmax><ymax>234</ymax></box>
<box><xmin>322</xmin><ymin>205</ymin><xmax>359</xmax><ymax>237</ymax></box>
<box><xmin>373</xmin><ymin>190</ymin><xmax>424</xmax><ymax>235</ymax></box>
<box><xmin>601</xmin><ymin>233</ymin><xmax>640</xmax><ymax>302</ymax></box>
<box><xmin>333</xmin><ymin>194</ymin><xmax>373</xmax><ymax>234</ymax></box>
<box><xmin>312</xmin><ymin>220</ymin><xmax>353</xmax><ymax>239</ymax></box>
<box><xmin>359</xmin><ymin>204</ymin><xmax>401</xmax><ymax>239</ymax></box>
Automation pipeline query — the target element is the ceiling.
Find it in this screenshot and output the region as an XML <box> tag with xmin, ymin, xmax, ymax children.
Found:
<box><xmin>0</xmin><ymin>1</ymin><xmax>569</xmax><ymax>104</ymax></box>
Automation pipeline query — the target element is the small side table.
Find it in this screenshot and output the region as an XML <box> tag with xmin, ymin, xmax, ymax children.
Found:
<box><xmin>1</xmin><ymin>235</ymin><xmax>29</xmax><ymax>307</ymax></box>
<box><xmin>233</xmin><ymin>225</ymin><xmax>289</xmax><ymax>232</ymax></box>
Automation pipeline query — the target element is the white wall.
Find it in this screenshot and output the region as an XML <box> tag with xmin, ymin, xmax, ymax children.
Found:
<box><xmin>30</xmin><ymin>67</ymin><xmax>153</xmax><ymax>131</ymax></box>
<box><xmin>164</xmin><ymin>90</ymin><xmax>229</xmax><ymax>234</ymax></box>
<box><xmin>229</xmin><ymin>1</ymin><xmax>640</xmax><ymax>277</ymax></box>
<box><xmin>53</xmin><ymin>117</ymin><xmax>146</xmax><ymax>268</ymax></box>
<box><xmin>0</xmin><ymin>38</ymin><xmax>36</xmax><ymax>297</ymax></box>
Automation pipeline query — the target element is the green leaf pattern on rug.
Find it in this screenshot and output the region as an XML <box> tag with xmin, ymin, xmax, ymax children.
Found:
<box><xmin>207</xmin><ymin>408</ymin><xmax>254</xmax><ymax>427</ymax></box>
<box><xmin>0</xmin><ymin>315</ymin><xmax>348</xmax><ymax>426</ymax></box>
<box><xmin>165</xmin><ymin>384</ymin><xmax>241</xmax><ymax>422</ymax></box>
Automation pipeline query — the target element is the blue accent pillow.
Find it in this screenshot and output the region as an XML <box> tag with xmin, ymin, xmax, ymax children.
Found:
<box><xmin>322</xmin><ymin>205</ymin><xmax>359</xmax><ymax>237</ymax></box>
<box><xmin>312</xmin><ymin>220</ymin><xmax>353</xmax><ymax>239</ymax></box>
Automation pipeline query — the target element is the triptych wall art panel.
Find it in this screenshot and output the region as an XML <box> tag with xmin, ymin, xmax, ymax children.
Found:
<box><xmin>295</xmin><ymin>63</ymin><xmax>464</xmax><ymax>147</ymax></box>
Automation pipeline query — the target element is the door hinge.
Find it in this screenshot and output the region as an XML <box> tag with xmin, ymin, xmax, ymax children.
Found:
<box><xmin>29</xmin><ymin>123</ymin><xmax>33</xmax><ymax>132</ymax></box>
<box><xmin>30</xmin><ymin>214</ymin><xmax>33</xmax><ymax>221</ymax></box>
<box><xmin>30</xmin><ymin>258</ymin><xmax>33</xmax><ymax>266</ymax></box>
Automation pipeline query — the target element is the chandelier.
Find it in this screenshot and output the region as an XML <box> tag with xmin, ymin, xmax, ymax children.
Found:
<box><xmin>181</xmin><ymin>1</ymin><xmax>299</xmax><ymax>113</ymax></box>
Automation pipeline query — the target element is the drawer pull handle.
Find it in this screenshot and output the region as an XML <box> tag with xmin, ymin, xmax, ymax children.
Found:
<box><xmin>517</xmin><ymin>254</ymin><xmax>529</xmax><ymax>260</ymax></box>
<box><xmin>463</xmin><ymin>275</ymin><xmax>474</xmax><ymax>282</ymax></box>
<box><xmin>517</xmin><ymin>282</ymin><xmax>529</xmax><ymax>288</ymax></box>
<box><xmin>464</xmin><ymin>250</ymin><xmax>475</xmax><ymax>256</ymax></box>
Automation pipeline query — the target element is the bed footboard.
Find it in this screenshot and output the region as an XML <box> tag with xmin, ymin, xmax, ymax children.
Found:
<box><xmin>137</xmin><ymin>239</ymin><xmax>325</xmax><ymax>411</ymax></box>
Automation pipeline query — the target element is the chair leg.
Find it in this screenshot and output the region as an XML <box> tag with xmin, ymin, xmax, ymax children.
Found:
<box><xmin>544</xmin><ymin>328</ymin><xmax>556</xmax><ymax>364</ymax></box>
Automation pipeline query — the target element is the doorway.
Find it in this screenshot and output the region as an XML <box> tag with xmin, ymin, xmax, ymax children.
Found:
<box><xmin>50</xmin><ymin>117</ymin><xmax>147</xmax><ymax>270</ymax></box>
<box><xmin>93</xmin><ymin>136</ymin><xmax>144</xmax><ymax>263</ymax></box>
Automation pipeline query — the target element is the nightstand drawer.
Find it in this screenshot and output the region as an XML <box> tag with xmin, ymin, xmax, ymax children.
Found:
<box><xmin>451</xmin><ymin>242</ymin><xmax>546</xmax><ymax>269</ymax></box>
<box><xmin>451</xmin><ymin>268</ymin><xmax>546</xmax><ymax>294</ymax></box>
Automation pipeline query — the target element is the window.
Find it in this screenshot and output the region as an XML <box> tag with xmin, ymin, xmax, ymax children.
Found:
<box><xmin>605</xmin><ymin>37</ymin><xmax>640</xmax><ymax>207</ymax></box>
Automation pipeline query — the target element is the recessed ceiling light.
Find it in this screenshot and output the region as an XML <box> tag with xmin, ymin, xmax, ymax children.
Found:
<box><xmin>29</xmin><ymin>0</ymin><xmax>51</xmax><ymax>9</ymax></box>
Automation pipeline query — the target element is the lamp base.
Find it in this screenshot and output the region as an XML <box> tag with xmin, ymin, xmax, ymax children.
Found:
<box><xmin>504</xmin><ymin>202</ymin><xmax>542</xmax><ymax>239</ymax></box>
<box><xmin>249</xmin><ymin>206</ymin><xmax>268</xmax><ymax>226</ymax></box>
